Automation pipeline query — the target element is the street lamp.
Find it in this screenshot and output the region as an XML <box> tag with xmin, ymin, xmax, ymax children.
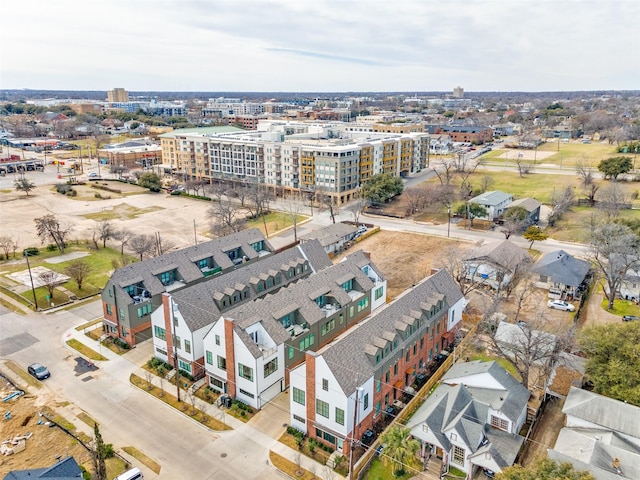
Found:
<box><xmin>24</xmin><ymin>250</ymin><xmax>39</xmax><ymax>311</ymax></box>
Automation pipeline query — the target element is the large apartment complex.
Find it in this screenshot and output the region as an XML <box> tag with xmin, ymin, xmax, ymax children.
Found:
<box><xmin>159</xmin><ymin>121</ymin><xmax>430</xmax><ymax>205</ymax></box>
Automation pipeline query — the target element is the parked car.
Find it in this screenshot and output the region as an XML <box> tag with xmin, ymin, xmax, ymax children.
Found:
<box><xmin>622</xmin><ymin>315</ymin><xmax>640</xmax><ymax>322</ymax></box>
<box><xmin>88</xmin><ymin>172</ymin><xmax>99</xmax><ymax>178</ymax></box>
<box><xmin>28</xmin><ymin>363</ymin><xmax>50</xmax><ymax>380</ymax></box>
<box><xmin>547</xmin><ymin>300</ymin><xmax>575</xmax><ymax>312</ymax></box>
<box><xmin>483</xmin><ymin>469</ymin><xmax>496</xmax><ymax>479</ymax></box>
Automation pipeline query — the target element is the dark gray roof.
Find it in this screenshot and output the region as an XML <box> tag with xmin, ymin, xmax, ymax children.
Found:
<box><xmin>300</xmin><ymin>222</ymin><xmax>358</xmax><ymax>247</ymax></box>
<box><xmin>442</xmin><ymin>360</ymin><xmax>531</xmax><ymax>424</ymax></box>
<box><xmin>3</xmin><ymin>456</ymin><xmax>82</xmax><ymax>479</ymax></box>
<box><xmin>171</xmin><ymin>240</ymin><xmax>330</xmax><ymax>332</ymax></box>
<box><xmin>531</xmin><ymin>250</ymin><xmax>590</xmax><ymax>287</ymax></box>
<box><xmin>224</xmin><ymin>252</ymin><xmax>378</xmax><ymax>357</ymax></box>
<box><xmin>507</xmin><ymin>197</ymin><xmax>541</xmax><ymax>213</ymax></box>
<box><xmin>473</xmin><ymin>427</ymin><xmax>525</xmax><ymax>469</ymax></box>
<box><xmin>107</xmin><ymin>228</ymin><xmax>272</xmax><ymax>304</ymax></box>
<box><xmin>464</xmin><ymin>239</ymin><xmax>530</xmax><ymax>271</ymax></box>
<box><xmin>321</xmin><ymin>269</ymin><xmax>463</xmax><ymax>396</ymax></box>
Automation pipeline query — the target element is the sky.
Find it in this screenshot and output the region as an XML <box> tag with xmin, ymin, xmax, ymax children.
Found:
<box><xmin>2</xmin><ymin>0</ymin><xmax>639</xmax><ymax>93</ymax></box>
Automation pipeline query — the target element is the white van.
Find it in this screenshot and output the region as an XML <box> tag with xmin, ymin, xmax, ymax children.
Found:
<box><xmin>114</xmin><ymin>467</ymin><xmax>144</xmax><ymax>480</ymax></box>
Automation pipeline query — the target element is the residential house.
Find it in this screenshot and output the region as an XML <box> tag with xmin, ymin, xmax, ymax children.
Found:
<box><xmin>299</xmin><ymin>222</ymin><xmax>358</xmax><ymax>256</ymax></box>
<box><xmin>619</xmin><ymin>261</ymin><xmax>640</xmax><ymax>302</ymax></box>
<box><xmin>505</xmin><ymin>197</ymin><xmax>542</xmax><ymax>224</ymax></box>
<box><xmin>548</xmin><ymin>387</ymin><xmax>640</xmax><ymax>480</ymax></box>
<box><xmin>429</xmin><ymin>134</ymin><xmax>454</xmax><ymax>155</ymax></box>
<box><xmin>102</xmin><ymin>228</ymin><xmax>273</xmax><ymax>346</ymax></box>
<box><xmin>531</xmin><ymin>250</ymin><xmax>590</xmax><ymax>300</ymax></box>
<box><xmin>407</xmin><ymin>361</ymin><xmax>529</xmax><ymax>478</ymax></box>
<box><xmin>467</xmin><ymin>191</ymin><xmax>514</xmax><ymax>221</ymax></box>
<box><xmin>199</xmin><ymin>250</ymin><xmax>387</xmax><ymax>409</ymax></box>
<box><xmin>3</xmin><ymin>456</ymin><xmax>82</xmax><ymax>480</ymax></box>
<box><xmin>463</xmin><ymin>239</ymin><xmax>530</xmax><ymax>291</ymax></box>
<box><xmin>289</xmin><ymin>269</ymin><xmax>466</xmax><ymax>455</ymax></box>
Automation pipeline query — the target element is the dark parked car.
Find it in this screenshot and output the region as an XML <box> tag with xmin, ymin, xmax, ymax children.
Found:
<box><xmin>28</xmin><ymin>363</ymin><xmax>50</xmax><ymax>380</ymax></box>
<box><xmin>361</xmin><ymin>429</ymin><xmax>375</xmax><ymax>446</ymax></box>
<box><xmin>622</xmin><ymin>315</ymin><xmax>640</xmax><ymax>322</ymax></box>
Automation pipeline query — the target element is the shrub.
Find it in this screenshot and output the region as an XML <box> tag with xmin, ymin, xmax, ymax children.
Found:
<box><xmin>55</xmin><ymin>183</ymin><xmax>73</xmax><ymax>195</ymax></box>
<box><xmin>47</xmin><ymin>244</ymin><xmax>57</xmax><ymax>251</ymax></box>
<box><xmin>113</xmin><ymin>338</ymin><xmax>130</xmax><ymax>350</ymax></box>
<box><xmin>146</xmin><ymin>357</ymin><xmax>173</xmax><ymax>371</ymax></box>
<box><xmin>103</xmin><ymin>443</ymin><xmax>115</xmax><ymax>458</ymax></box>
<box><xmin>23</xmin><ymin>247</ymin><xmax>40</xmax><ymax>256</ymax></box>
<box><xmin>178</xmin><ymin>369</ymin><xmax>194</xmax><ymax>381</ymax></box>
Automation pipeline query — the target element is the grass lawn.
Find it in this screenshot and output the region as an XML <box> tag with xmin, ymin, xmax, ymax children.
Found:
<box><xmin>365</xmin><ymin>456</ymin><xmax>416</xmax><ymax>480</ymax></box>
<box><xmin>546</xmin><ymin>207</ymin><xmax>640</xmax><ymax>242</ymax></box>
<box><xmin>467</xmin><ymin>351</ymin><xmax>520</xmax><ymax>380</ymax></box>
<box><xmin>23</xmin><ymin>287</ymin><xmax>69</xmax><ymax>309</ymax></box>
<box><xmin>65</xmin><ymin>339</ymin><xmax>108</xmax><ymax>361</ymax></box>
<box><xmin>600</xmin><ymin>297</ymin><xmax>640</xmax><ymax>317</ymax></box>
<box><xmin>269</xmin><ymin>451</ymin><xmax>316</xmax><ymax>480</ymax></box>
<box><xmin>247</xmin><ymin>211</ymin><xmax>309</xmax><ymax>238</ymax></box>
<box><xmin>122</xmin><ymin>446</ymin><xmax>161</xmax><ymax>475</ymax></box>
<box><xmin>83</xmin><ymin>203</ymin><xmax>164</xmax><ymax>221</ymax></box>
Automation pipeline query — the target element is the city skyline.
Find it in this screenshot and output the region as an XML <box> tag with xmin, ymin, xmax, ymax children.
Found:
<box><xmin>2</xmin><ymin>0</ymin><xmax>639</xmax><ymax>93</ymax></box>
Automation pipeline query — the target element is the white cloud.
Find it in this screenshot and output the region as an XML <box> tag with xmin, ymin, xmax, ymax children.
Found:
<box><xmin>2</xmin><ymin>0</ymin><xmax>638</xmax><ymax>91</ymax></box>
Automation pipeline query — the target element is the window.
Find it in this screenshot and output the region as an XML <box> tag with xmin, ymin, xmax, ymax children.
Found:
<box><xmin>206</xmin><ymin>351</ymin><xmax>213</xmax><ymax>365</ymax></box>
<box><xmin>178</xmin><ymin>360</ymin><xmax>191</xmax><ymax>373</ymax></box>
<box><xmin>154</xmin><ymin>326</ymin><xmax>166</xmax><ymax>341</ymax></box>
<box><xmin>106</xmin><ymin>304</ymin><xmax>112</xmax><ymax>315</ymax></box>
<box><xmin>357</xmin><ymin>297</ymin><xmax>369</xmax><ymax>312</ymax></box>
<box><xmin>405</xmin><ymin>351</ymin><xmax>410</xmax><ymax>362</ymax></box>
<box><xmin>363</xmin><ymin>393</ymin><xmax>369</xmax><ymax>410</ymax></box>
<box><xmin>385</xmin><ymin>371</ymin><xmax>390</xmax><ymax>383</ymax></box>
<box><xmin>335</xmin><ymin>407</ymin><xmax>345</xmax><ymax>425</ymax></box>
<box><xmin>215</xmin><ymin>334</ymin><xmax>220</xmax><ymax>346</ymax></box>
<box><xmin>316</xmin><ymin>399</ymin><xmax>329</xmax><ymax>418</ymax></box>
<box><xmin>184</xmin><ymin>340</ymin><xmax>191</xmax><ymax>354</ymax></box>
<box><xmin>342</xmin><ymin>279</ymin><xmax>353</xmax><ymax>291</ymax></box>
<box><xmin>491</xmin><ymin>415</ymin><xmax>509</xmax><ymax>431</ymax></box>
<box><xmin>293</xmin><ymin>414</ymin><xmax>306</xmax><ymax>423</ymax></box>
<box><xmin>160</xmin><ymin>270</ymin><xmax>175</xmax><ymax>285</ymax></box>
<box><xmin>322</xmin><ymin>379</ymin><xmax>329</xmax><ymax>391</ymax></box>
<box><xmin>299</xmin><ymin>334</ymin><xmax>315</xmax><ymax>352</ymax></box>
<box><xmin>238</xmin><ymin>363</ymin><xmax>253</xmax><ymax>381</ymax></box>
<box><xmin>239</xmin><ymin>388</ymin><xmax>255</xmax><ymax>399</ymax></box>
<box><xmin>264</xmin><ymin>358</ymin><xmax>278</xmax><ymax>377</ymax></box>
<box><xmin>174</xmin><ymin>336</ymin><xmax>181</xmax><ymax>349</ymax></box>
<box><xmin>119</xmin><ymin>308</ymin><xmax>125</xmax><ymax>320</ymax></box>
<box><xmin>321</xmin><ymin>319</ymin><xmax>335</xmax><ymax>336</ymax></box>
<box><xmin>376</xmin><ymin>379</ymin><xmax>381</xmax><ymax>393</ymax></box>
<box><xmin>375</xmin><ymin>286</ymin><xmax>384</xmax><ymax>300</ymax></box>
<box><xmin>394</xmin><ymin>363</ymin><xmax>398</xmax><ymax>375</ymax></box>
<box><xmin>375</xmin><ymin>402</ymin><xmax>381</xmax><ymax>416</ymax></box>
<box><xmin>121</xmin><ymin>326</ymin><xmax>128</xmax><ymax>336</ymax></box>
<box><xmin>350</xmin><ymin>306</ymin><xmax>354</xmax><ymax>317</ymax></box>
<box><xmin>288</xmin><ymin>346</ymin><xmax>295</xmax><ymax>359</ymax></box>
<box><xmin>137</xmin><ymin>304</ymin><xmax>152</xmax><ymax>318</ymax></box>
<box><xmin>217</xmin><ymin>356</ymin><xmax>226</xmax><ymax>370</ymax></box>
<box><xmin>293</xmin><ymin>387</ymin><xmax>305</xmax><ymax>405</ymax></box>
<box><xmin>452</xmin><ymin>445</ymin><xmax>465</xmax><ymax>466</ymax></box>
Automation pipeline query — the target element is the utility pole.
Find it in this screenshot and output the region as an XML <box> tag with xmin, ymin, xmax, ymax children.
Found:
<box><xmin>447</xmin><ymin>205</ymin><xmax>451</xmax><ymax>238</ymax></box>
<box><xmin>24</xmin><ymin>250</ymin><xmax>39</xmax><ymax>311</ymax></box>
<box><xmin>171</xmin><ymin>299</ymin><xmax>181</xmax><ymax>402</ymax></box>
<box><xmin>348</xmin><ymin>386</ymin><xmax>363</xmax><ymax>480</ymax></box>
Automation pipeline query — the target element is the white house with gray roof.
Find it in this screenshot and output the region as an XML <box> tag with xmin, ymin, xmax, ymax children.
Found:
<box><xmin>300</xmin><ymin>222</ymin><xmax>358</xmax><ymax>256</ymax></box>
<box><xmin>407</xmin><ymin>360</ymin><xmax>528</xmax><ymax>478</ymax></box>
<box><xmin>289</xmin><ymin>269</ymin><xmax>466</xmax><ymax>455</ymax></box>
<box><xmin>531</xmin><ymin>249</ymin><xmax>590</xmax><ymax>299</ymax></box>
<box><xmin>150</xmin><ymin>239</ymin><xmax>331</xmax><ymax>381</ymax></box>
<box><xmin>198</xmin><ymin>250</ymin><xmax>387</xmax><ymax>409</ymax></box>
<box><xmin>468</xmin><ymin>190</ymin><xmax>514</xmax><ymax>221</ymax></box>
<box><xmin>102</xmin><ymin>228</ymin><xmax>273</xmax><ymax>346</ymax></box>
<box><xmin>549</xmin><ymin>387</ymin><xmax>640</xmax><ymax>480</ymax></box>
<box><xmin>463</xmin><ymin>239</ymin><xmax>530</xmax><ymax>291</ymax></box>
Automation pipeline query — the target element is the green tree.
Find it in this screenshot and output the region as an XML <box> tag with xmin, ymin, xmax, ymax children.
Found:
<box><xmin>579</xmin><ymin>322</ymin><xmax>640</xmax><ymax>406</ymax></box>
<box><xmin>92</xmin><ymin>423</ymin><xmax>107</xmax><ymax>480</ymax></box>
<box><xmin>455</xmin><ymin>202</ymin><xmax>487</xmax><ymax>228</ymax></box>
<box><xmin>497</xmin><ymin>458</ymin><xmax>594</xmax><ymax>480</ymax></box>
<box><xmin>523</xmin><ymin>225</ymin><xmax>548</xmax><ymax>249</ymax></box>
<box><xmin>360</xmin><ymin>173</ymin><xmax>403</xmax><ymax>205</ymax></box>
<box><xmin>137</xmin><ymin>172</ymin><xmax>162</xmax><ymax>192</ymax></box>
<box><xmin>14</xmin><ymin>177</ymin><xmax>36</xmax><ymax>196</ymax></box>
<box><xmin>598</xmin><ymin>156</ymin><xmax>632</xmax><ymax>180</ymax></box>
<box><xmin>379</xmin><ymin>425</ymin><xmax>420</xmax><ymax>476</ymax></box>
<box><xmin>501</xmin><ymin>206</ymin><xmax>530</xmax><ymax>239</ymax></box>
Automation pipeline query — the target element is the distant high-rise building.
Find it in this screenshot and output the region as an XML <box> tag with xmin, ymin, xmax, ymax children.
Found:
<box><xmin>107</xmin><ymin>88</ymin><xmax>129</xmax><ymax>103</ymax></box>
<box><xmin>453</xmin><ymin>86</ymin><xmax>464</xmax><ymax>98</ymax></box>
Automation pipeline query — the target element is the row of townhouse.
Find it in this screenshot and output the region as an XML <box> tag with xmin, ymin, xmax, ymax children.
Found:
<box><xmin>159</xmin><ymin>121</ymin><xmax>430</xmax><ymax>205</ymax></box>
<box><xmin>101</xmin><ymin>228</ymin><xmax>274</xmax><ymax>346</ymax></box>
<box><xmin>289</xmin><ymin>269</ymin><xmax>467</xmax><ymax>455</ymax></box>
<box><xmin>152</xmin><ymin>249</ymin><xmax>387</xmax><ymax>409</ymax></box>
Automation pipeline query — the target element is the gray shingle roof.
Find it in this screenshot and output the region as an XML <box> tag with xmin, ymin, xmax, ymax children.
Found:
<box><xmin>507</xmin><ymin>197</ymin><xmax>541</xmax><ymax>213</ymax></box>
<box><xmin>464</xmin><ymin>239</ymin><xmax>530</xmax><ymax>271</ymax></box>
<box><xmin>108</xmin><ymin>228</ymin><xmax>273</xmax><ymax>305</ymax></box>
<box><xmin>300</xmin><ymin>222</ymin><xmax>358</xmax><ymax>247</ymax></box>
<box><xmin>531</xmin><ymin>250</ymin><xmax>590</xmax><ymax>287</ymax></box>
<box><xmin>320</xmin><ymin>269</ymin><xmax>463</xmax><ymax>396</ymax></box>
<box><xmin>469</xmin><ymin>190</ymin><xmax>513</xmax><ymax>207</ymax></box>
<box><xmin>3</xmin><ymin>456</ymin><xmax>82</xmax><ymax>479</ymax></box>
<box><xmin>171</xmin><ymin>240</ymin><xmax>330</xmax><ymax>332</ymax></box>
<box><xmin>224</xmin><ymin>252</ymin><xmax>378</xmax><ymax>357</ymax></box>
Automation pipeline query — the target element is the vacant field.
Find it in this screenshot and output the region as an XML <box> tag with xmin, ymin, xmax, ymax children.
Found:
<box><xmin>483</xmin><ymin>141</ymin><xmax>619</xmax><ymax>167</ymax></box>
<box><xmin>334</xmin><ymin>230</ymin><xmax>468</xmax><ymax>299</ymax></box>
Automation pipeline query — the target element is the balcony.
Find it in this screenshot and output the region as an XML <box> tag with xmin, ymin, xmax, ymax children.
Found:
<box><xmin>287</xmin><ymin>324</ymin><xmax>308</xmax><ymax>338</ymax></box>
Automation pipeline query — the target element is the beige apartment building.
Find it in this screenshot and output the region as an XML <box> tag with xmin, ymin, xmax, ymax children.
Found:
<box><xmin>159</xmin><ymin>121</ymin><xmax>429</xmax><ymax>205</ymax></box>
<box><xmin>107</xmin><ymin>88</ymin><xmax>129</xmax><ymax>103</ymax></box>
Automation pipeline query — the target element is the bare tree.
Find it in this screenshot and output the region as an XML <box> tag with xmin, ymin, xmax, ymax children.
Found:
<box><xmin>597</xmin><ymin>182</ymin><xmax>626</xmax><ymax>220</ymax></box>
<box><xmin>576</xmin><ymin>158</ymin><xmax>595</xmax><ymax>189</ymax></box>
<box><xmin>186</xmin><ymin>179</ymin><xmax>205</xmax><ymax>196</ymax></box>
<box><xmin>34</xmin><ymin>214</ymin><xmax>71</xmax><ymax>253</ymax></box>
<box><xmin>208</xmin><ymin>188</ymin><xmax>247</xmax><ymax>237</ymax></box>
<box><xmin>547</xmin><ymin>186</ymin><xmax>575</xmax><ymax>226</ymax></box>
<box><xmin>515</xmin><ymin>154</ymin><xmax>534</xmax><ymax>177</ymax></box>
<box><xmin>403</xmin><ymin>188</ymin><xmax>426</xmax><ymax>216</ymax></box>
<box><xmin>479</xmin><ymin>175</ymin><xmax>495</xmax><ymax>193</ymax></box>
<box><xmin>346</xmin><ymin>197</ymin><xmax>367</xmax><ymax>225</ymax></box>
<box><xmin>14</xmin><ymin>177</ymin><xmax>36</xmax><ymax>196</ymax></box>
<box><xmin>186</xmin><ymin>389</ymin><xmax>198</xmax><ymax>415</ymax></box>
<box><xmin>64</xmin><ymin>259</ymin><xmax>92</xmax><ymax>290</ymax></box>
<box><xmin>500</xmin><ymin>206</ymin><xmax>530</xmax><ymax>239</ymax></box>
<box><xmin>129</xmin><ymin>234</ymin><xmax>155</xmax><ymax>260</ymax></box>
<box><xmin>436</xmin><ymin>243</ymin><xmax>487</xmax><ymax>296</ymax></box>
<box><xmin>11</xmin><ymin>237</ymin><xmax>19</xmax><ymax>259</ymax></box>
<box><xmin>94</xmin><ymin>220</ymin><xmax>113</xmax><ymax>248</ymax></box>
<box><xmin>110</xmin><ymin>165</ymin><xmax>128</xmax><ymax>179</ymax></box>
<box><xmin>510</xmin><ymin>275</ymin><xmax>537</xmax><ymax>323</ymax></box>
<box><xmin>157</xmin><ymin>366</ymin><xmax>166</xmax><ymax>397</ymax></box>
<box><xmin>315</xmin><ymin>187</ymin><xmax>338</xmax><ymax>224</ymax></box>
<box><xmin>112</xmin><ymin>229</ymin><xmax>134</xmax><ymax>255</ymax></box>
<box><xmin>0</xmin><ymin>235</ymin><xmax>14</xmax><ymax>260</ymax></box>
<box><xmin>144</xmin><ymin>370</ymin><xmax>154</xmax><ymax>391</ymax></box>
<box><xmin>432</xmin><ymin>158</ymin><xmax>456</xmax><ymax>186</ymax></box>
<box><xmin>284</xmin><ymin>201</ymin><xmax>303</xmax><ymax>242</ymax></box>
<box><xmin>37</xmin><ymin>270</ymin><xmax>66</xmax><ymax>300</ymax></box>
<box><xmin>590</xmin><ymin>223</ymin><xmax>640</xmax><ymax>310</ymax></box>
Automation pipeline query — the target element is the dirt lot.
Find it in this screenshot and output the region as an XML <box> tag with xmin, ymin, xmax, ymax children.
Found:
<box><xmin>333</xmin><ymin>230</ymin><xmax>468</xmax><ymax>299</ymax></box>
<box><xmin>0</xmin><ymin>367</ymin><xmax>93</xmax><ymax>477</ymax></box>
